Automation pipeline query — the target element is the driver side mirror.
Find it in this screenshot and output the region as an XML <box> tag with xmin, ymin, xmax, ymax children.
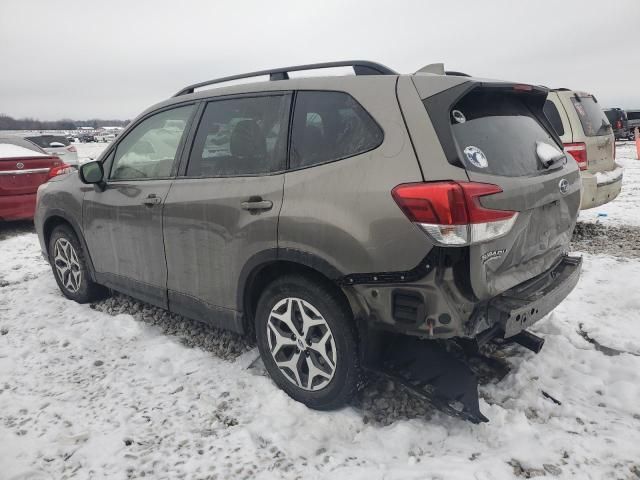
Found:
<box><xmin>79</xmin><ymin>161</ymin><xmax>104</xmax><ymax>186</ymax></box>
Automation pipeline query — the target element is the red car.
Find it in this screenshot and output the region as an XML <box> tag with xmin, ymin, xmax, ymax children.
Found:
<box><xmin>0</xmin><ymin>139</ymin><xmax>71</xmax><ymax>221</ymax></box>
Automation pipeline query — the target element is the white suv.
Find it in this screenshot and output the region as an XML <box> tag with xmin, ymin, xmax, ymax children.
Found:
<box><xmin>544</xmin><ymin>89</ymin><xmax>622</xmax><ymax>209</ymax></box>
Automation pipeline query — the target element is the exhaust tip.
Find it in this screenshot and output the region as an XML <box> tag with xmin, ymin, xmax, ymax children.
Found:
<box><xmin>512</xmin><ymin>330</ymin><xmax>545</xmax><ymax>354</ymax></box>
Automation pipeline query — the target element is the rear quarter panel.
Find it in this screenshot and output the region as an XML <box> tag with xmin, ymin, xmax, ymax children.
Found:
<box><xmin>278</xmin><ymin>76</ymin><xmax>430</xmax><ymax>275</ymax></box>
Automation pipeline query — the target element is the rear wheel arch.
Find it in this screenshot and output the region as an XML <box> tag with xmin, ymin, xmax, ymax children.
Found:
<box><xmin>239</xmin><ymin>252</ymin><xmax>360</xmax><ymax>338</ymax></box>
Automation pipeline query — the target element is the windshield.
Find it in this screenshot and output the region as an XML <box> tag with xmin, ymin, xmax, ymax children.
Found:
<box><xmin>570</xmin><ymin>96</ymin><xmax>611</xmax><ymax>137</ymax></box>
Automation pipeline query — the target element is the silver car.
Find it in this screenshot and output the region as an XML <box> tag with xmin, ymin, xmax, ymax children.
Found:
<box><xmin>22</xmin><ymin>134</ymin><xmax>79</xmax><ymax>167</ymax></box>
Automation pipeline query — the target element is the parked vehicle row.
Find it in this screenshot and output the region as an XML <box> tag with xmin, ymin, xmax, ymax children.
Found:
<box><xmin>602</xmin><ymin>107</ymin><xmax>639</xmax><ymax>140</ymax></box>
<box><xmin>34</xmin><ymin>61</ymin><xmax>586</xmax><ymax>421</ymax></box>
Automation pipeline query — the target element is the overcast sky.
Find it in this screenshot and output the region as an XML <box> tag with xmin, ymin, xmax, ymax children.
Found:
<box><xmin>1</xmin><ymin>0</ymin><xmax>638</xmax><ymax>120</ymax></box>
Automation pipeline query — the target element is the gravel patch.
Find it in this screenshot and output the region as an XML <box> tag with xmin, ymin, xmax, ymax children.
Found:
<box><xmin>353</xmin><ymin>375</ymin><xmax>435</xmax><ymax>425</ymax></box>
<box><xmin>91</xmin><ymin>293</ymin><xmax>255</xmax><ymax>361</ymax></box>
<box><xmin>0</xmin><ymin>220</ymin><xmax>34</xmax><ymax>241</ymax></box>
<box><xmin>571</xmin><ymin>221</ymin><xmax>640</xmax><ymax>258</ymax></box>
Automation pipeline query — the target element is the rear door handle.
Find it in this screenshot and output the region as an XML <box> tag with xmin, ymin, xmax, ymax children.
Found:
<box><xmin>241</xmin><ymin>199</ymin><xmax>273</xmax><ymax>211</ymax></box>
<box><xmin>142</xmin><ymin>194</ymin><xmax>162</xmax><ymax>206</ymax></box>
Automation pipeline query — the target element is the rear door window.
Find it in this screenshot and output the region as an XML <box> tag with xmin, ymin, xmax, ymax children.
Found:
<box><xmin>186</xmin><ymin>94</ymin><xmax>290</xmax><ymax>177</ymax></box>
<box><xmin>446</xmin><ymin>89</ymin><xmax>559</xmax><ymax>177</ymax></box>
<box><xmin>290</xmin><ymin>91</ymin><xmax>383</xmax><ymax>169</ymax></box>
<box><xmin>570</xmin><ymin>95</ymin><xmax>611</xmax><ymax>137</ymax></box>
<box><xmin>543</xmin><ymin>100</ymin><xmax>565</xmax><ymax>136</ymax></box>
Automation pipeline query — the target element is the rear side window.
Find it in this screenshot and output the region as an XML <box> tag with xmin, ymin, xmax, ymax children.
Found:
<box><xmin>187</xmin><ymin>94</ymin><xmax>290</xmax><ymax>177</ymax></box>
<box><xmin>290</xmin><ymin>91</ymin><xmax>383</xmax><ymax>169</ymax></box>
<box><xmin>570</xmin><ymin>96</ymin><xmax>611</xmax><ymax>137</ymax></box>
<box><xmin>447</xmin><ymin>89</ymin><xmax>558</xmax><ymax>177</ymax></box>
<box><xmin>543</xmin><ymin>100</ymin><xmax>565</xmax><ymax>136</ymax></box>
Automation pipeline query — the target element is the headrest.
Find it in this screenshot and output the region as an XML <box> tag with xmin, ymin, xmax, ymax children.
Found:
<box><xmin>230</xmin><ymin>120</ymin><xmax>266</xmax><ymax>159</ymax></box>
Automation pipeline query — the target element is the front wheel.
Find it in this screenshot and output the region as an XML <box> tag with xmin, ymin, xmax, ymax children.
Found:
<box><xmin>255</xmin><ymin>275</ymin><xmax>360</xmax><ymax>410</ymax></box>
<box><xmin>48</xmin><ymin>225</ymin><xmax>107</xmax><ymax>303</ymax></box>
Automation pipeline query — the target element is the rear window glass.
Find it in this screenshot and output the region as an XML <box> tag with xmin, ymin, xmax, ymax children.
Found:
<box><xmin>543</xmin><ymin>100</ymin><xmax>565</xmax><ymax>136</ymax></box>
<box><xmin>26</xmin><ymin>135</ymin><xmax>70</xmax><ymax>147</ymax></box>
<box><xmin>627</xmin><ymin>111</ymin><xmax>640</xmax><ymax>121</ymax></box>
<box><xmin>603</xmin><ymin>110</ymin><xmax>617</xmax><ymax>124</ymax></box>
<box><xmin>570</xmin><ymin>96</ymin><xmax>611</xmax><ymax>137</ymax></box>
<box><xmin>446</xmin><ymin>90</ymin><xmax>559</xmax><ymax>177</ymax></box>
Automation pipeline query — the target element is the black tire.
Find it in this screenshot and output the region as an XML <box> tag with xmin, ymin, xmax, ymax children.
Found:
<box><xmin>255</xmin><ymin>274</ymin><xmax>360</xmax><ymax>410</ymax></box>
<box><xmin>48</xmin><ymin>224</ymin><xmax>108</xmax><ymax>303</ymax></box>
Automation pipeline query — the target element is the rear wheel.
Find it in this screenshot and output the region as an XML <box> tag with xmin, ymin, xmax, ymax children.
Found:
<box><xmin>255</xmin><ymin>275</ymin><xmax>360</xmax><ymax>410</ymax></box>
<box><xmin>48</xmin><ymin>225</ymin><xmax>107</xmax><ymax>303</ymax></box>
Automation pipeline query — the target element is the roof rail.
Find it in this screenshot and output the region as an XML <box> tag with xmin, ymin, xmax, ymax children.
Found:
<box><xmin>445</xmin><ymin>71</ymin><xmax>471</xmax><ymax>77</ymax></box>
<box><xmin>173</xmin><ymin>60</ymin><xmax>397</xmax><ymax>97</ymax></box>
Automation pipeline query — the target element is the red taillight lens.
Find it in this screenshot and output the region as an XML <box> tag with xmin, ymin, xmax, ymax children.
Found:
<box><xmin>392</xmin><ymin>182</ymin><xmax>517</xmax><ymax>245</ymax></box>
<box><xmin>47</xmin><ymin>163</ymin><xmax>73</xmax><ymax>181</ymax></box>
<box><xmin>66</xmin><ymin>145</ymin><xmax>77</xmax><ymax>153</ymax></box>
<box><xmin>391</xmin><ymin>181</ymin><xmax>468</xmax><ymax>225</ymax></box>
<box><xmin>564</xmin><ymin>142</ymin><xmax>587</xmax><ymax>170</ymax></box>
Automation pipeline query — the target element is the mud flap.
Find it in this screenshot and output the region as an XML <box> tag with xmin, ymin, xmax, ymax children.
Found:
<box><xmin>365</xmin><ymin>336</ymin><xmax>489</xmax><ymax>423</ymax></box>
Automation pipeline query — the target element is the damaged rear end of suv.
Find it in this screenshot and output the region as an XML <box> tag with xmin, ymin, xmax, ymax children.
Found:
<box><xmin>339</xmin><ymin>69</ymin><xmax>582</xmax><ymax>422</ymax></box>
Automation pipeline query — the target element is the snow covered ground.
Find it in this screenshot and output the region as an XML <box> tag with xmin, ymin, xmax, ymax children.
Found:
<box><xmin>1</xmin><ymin>144</ymin><xmax>640</xmax><ymax>479</ymax></box>
<box><xmin>578</xmin><ymin>142</ymin><xmax>640</xmax><ymax>227</ymax></box>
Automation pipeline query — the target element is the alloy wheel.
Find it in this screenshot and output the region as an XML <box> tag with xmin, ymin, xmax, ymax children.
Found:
<box><xmin>53</xmin><ymin>238</ymin><xmax>82</xmax><ymax>293</ymax></box>
<box><xmin>266</xmin><ymin>297</ymin><xmax>337</xmax><ymax>391</ymax></box>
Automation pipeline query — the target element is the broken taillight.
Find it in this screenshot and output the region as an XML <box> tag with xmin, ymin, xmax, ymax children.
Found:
<box><xmin>391</xmin><ymin>181</ymin><xmax>518</xmax><ymax>246</ymax></box>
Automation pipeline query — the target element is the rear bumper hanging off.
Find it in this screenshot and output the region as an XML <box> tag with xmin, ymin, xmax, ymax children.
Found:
<box><xmin>471</xmin><ymin>255</ymin><xmax>582</xmax><ymax>338</ymax></box>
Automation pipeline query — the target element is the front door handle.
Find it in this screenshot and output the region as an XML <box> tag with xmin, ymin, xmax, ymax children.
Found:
<box><xmin>241</xmin><ymin>199</ymin><xmax>273</xmax><ymax>211</ymax></box>
<box><xmin>142</xmin><ymin>194</ymin><xmax>162</xmax><ymax>206</ymax></box>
